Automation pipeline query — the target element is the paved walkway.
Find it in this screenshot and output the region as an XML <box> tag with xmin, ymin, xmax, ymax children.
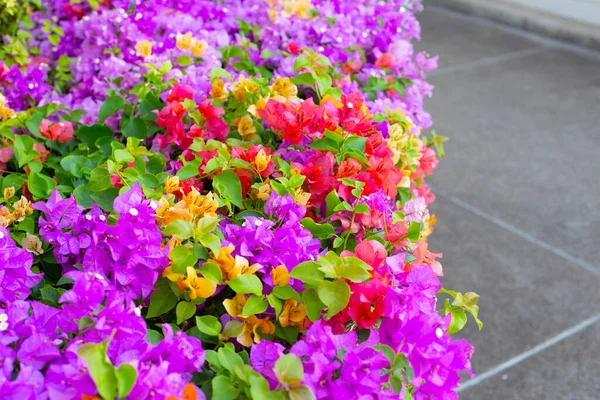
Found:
<box><xmin>419</xmin><ymin>7</ymin><xmax>600</xmax><ymax>399</ymax></box>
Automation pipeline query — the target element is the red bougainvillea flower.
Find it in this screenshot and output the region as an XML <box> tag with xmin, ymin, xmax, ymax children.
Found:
<box><xmin>348</xmin><ymin>279</ymin><xmax>387</xmax><ymax>329</ymax></box>
<box><xmin>231</xmin><ymin>145</ymin><xmax>275</xmax><ymax>178</ymax></box>
<box><xmin>166</xmin><ymin>84</ymin><xmax>195</xmax><ymax>103</ymax></box>
<box><xmin>375</xmin><ymin>52</ymin><xmax>394</xmax><ymax>69</ymax></box>
<box><xmin>39</xmin><ymin>119</ymin><xmax>74</xmax><ymax>143</ymax></box>
<box><xmin>287</xmin><ymin>42</ymin><xmax>301</xmax><ymax>54</ymax></box>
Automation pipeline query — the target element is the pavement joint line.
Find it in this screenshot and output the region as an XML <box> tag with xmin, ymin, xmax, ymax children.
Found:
<box><xmin>457</xmin><ymin>313</ymin><xmax>600</xmax><ymax>392</ymax></box>
<box><xmin>429</xmin><ymin>46</ymin><xmax>550</xmax><ymax>76</ymax></box>
<box><xmin>435</xmin><ymin>191</ymin><xmax>600</xmax><ymax>275</ymax></box>
<box><xmin>427</xmin><ymin>5</ymin><xmax>600</xmax><ymax>62</ymax></box>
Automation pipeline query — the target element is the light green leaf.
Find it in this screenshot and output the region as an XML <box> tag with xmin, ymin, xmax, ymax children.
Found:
<box><xmin>213</xmin><ymin>170</ymin><xmax>243</xmax><ymax>208</ymax></box>
<box><xmin>317</xmin><ymin>280</ymin><xmax>350</xmax><ymax>318</ymax></box>
<box><xmin>176</xmin><ymin>301</ymin><xmax>197</xmax><ymax>324</ymax></box>
<box><xmin>115</xmin><ymin>363</ymin><xmax>137</xmax><ymax>398</ymax></box>
<box><xmin>274</xmin><ymin>354</ymin><xmax>304</xmax><ymax>387</ymax></box>
<box><xmin>196</xmin><ymin>315</ymin><xmax>222</xmax><ymax>336</ymax></box>
<box><xmin>290</xmin><ymin>262</ymin><xmax>324</xmax><ymax>286</ymax></box>
<box><xmin>227</xmin><ymin>274</ymin><xmax>263</xmax><ymax>296</ymax></box>
<box><xmin>241</xmin><ymin>295</ymin><xmax>268</xmax><ymax>317</ymax></box>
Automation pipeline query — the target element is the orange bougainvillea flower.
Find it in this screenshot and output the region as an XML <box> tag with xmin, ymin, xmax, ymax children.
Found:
<box><xmin>412</xmin><ymin>239</ymin><xmax>443</xmax><ymax>276</ymax></box>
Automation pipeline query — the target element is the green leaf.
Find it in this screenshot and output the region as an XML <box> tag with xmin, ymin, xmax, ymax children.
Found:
<box><xmin>27</xmin><ymin>172</ymin><xmax>56</xmax><ymax>200</ymax></box>
<box><xmin>176</xmin><ymin>159</ymin><xmax>201</xmax><ymax>180</ymax></box>
<box><xmin>114</xmin><ymin>149</ymin><xmax>135</xmax><ymax>163</ymax></box>
<box><xmin>267</xmin><ymin>294</ymin><xmax>283</xmax><ymax>317</ymax></box>
<box><xmin>115</xmin><ymin>363</ymin><xmax>137</xmax><ymax>398</ymax></box>
<box><xmin>89</xmin><ymin>188</ymin><xmax>119</xmax><ymax>212</ymax></box>
<box><xmin>315</xmin><ymin>74</ymin><xmax>332</xmax><ymax>94</ymax></box>
<box><xmin>325</xmin><ymin>190</ymin><xmax>341</xmax><ymax>217</ymax></box>
<box><xmin>75</xmin><ymin>124</ymin><xmax>114</xmax><ymax>150</ymax></box>
<box><xmin>272</xmin><ymin>286</ymin><xmax>301</xmax><ymax>301</ymax></box>
<box><xmin>300</xmin><ymin>218</ymin><xmax>335</xmax><ymax>239</ymax></box>
<box><xmin>98</xmin><ymin>95</ymin><xmax>126</xmax><ymax>124</ymax></box>
<box><xmin>274</xmin><ymin>354</ymin><xmax>304</xmax><ymax>387</ymax></box>
<box><xmin>290</xmin><ymin>72</ymin><xmax>315</xmax><ymax>86</ymax></box>
<box><xmin>290</xmin><ymin>262</ymin><xmax>325</xmax><ymax>287</ymax></box>
<box><xmin>87</xmin><ymin>167</ymin><xmax>113</xmax><ymax>192</ymax></box>
<box><xmin>210</xmin><ymin>68</ymin><xmax>233</xmax><ymax>81</ymax></box>
<box><xmin>146</xmin><ymin>278</ymin><xmax>178</xmax><ymax>318</ymax></box>
<box><xmin>77</xmin><ymin>341</ymin><xmax>117</xmax><ymax>400</ymax></box>
<box><xmin>212</xmin><ymin>375</ymin><xmax>240</xmax><ymax>400</ymax></box>
<box><xmin>407</xmin><ymin>221</ymin><xmax>421</xmax><ymax>242</ymax></box>
<box><xmin>162</xmin><ymin>220</ymin><xmax>194</xmax><ymax>240</ymax></box>
<box><xmin>447</xmin><ymin>309</ymin><xmax>468</xmax><ymax>334</ymax></box>
<box><xmin>341</xmin><ymin>257</ymin><xmax>372</xmax><ymax>282</ymax></box>
<box><xmin>39</xmin><ymin>286</ymin><xmax>65</xmax><ymax>306</ymax></box>
<box><xmin>302</xmin><ymin>289</ymin><xmax>324</xmax><ymax>322</ymax></box>
<box><xmin>13</xmin><ymin>135</ymin><xmax>35</xmax><ymax>167</ymax></box>
<box><xmin>170</xmin><ymin>245</ymin><xmax>198</xmax><ymax>273</ymax></box>
<box><xmin>227</xmin><ymin>274</ymin><xmax>263</xmax><ymax>296</ymax></box>
<box><xmin>196</xmin><ymin>315</ymin><xmax>222</xmax><ymax>336</ymax></box>
<box><xmin>293</xmin><ymin>55</ymin><xmax>311</xmax><ymax>72</ymax></box>
<box><xmin>223</xmin><ymin>320</ymin><xmax>244</xmax><ymax>338</ymax></box>
<box><xmin>217</xmin><ymin>347</ymin><xmax>244</xmax><ymax>372</ymax></box>
<box><xmin>317</xmin><ymin>280</ymin><xmax>350</xmax><ymax>318</ymax></box>
<box><xmin>250</xmin><ymin>375</ymin><xmax>273</xmax><ymax>399</ymax></box>
<box><xmin>147</xmin><ymin>330</ymin><xmax>164</xmax><ymax>344</ymax></box>
<box><xmin>213</xmin><ymin>170</ymin><xmax>243</xmax><ymax>208</ymax></box>
<box><xmin>198</xmin><ymin>233</ymin><xmax>221</xmax><ymax>255</ymax></box>
<box><xmin>199</xmin><ymin>261</ymin><xmax>223</xmax><ymax>284</ymax></box>
<box><xmin>176</xmin><ymin>301</ymin><xmax>197</xmax><ymax>324</ymax></box>
<box><xmin>123</xmin><ymin>118</ymin><xmax>148</xmax><ymax>139</ymax></box>
<box><xmin>241</xmin><ymin>295</ymin><xmax>268</xmax><ymax>317</ymax></box>
<box><xmin>342</xmin><ymin>136</ymin><xmax>367</xmax><ymax>154</ymax></box>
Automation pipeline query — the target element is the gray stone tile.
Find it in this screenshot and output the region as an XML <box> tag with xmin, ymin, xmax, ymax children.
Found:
<box><xmin>428</xmin><ymin>196</ymin><xmax>600</xmax><ymax>374</ymax></box>
<box><xmin>416</xmin><ymin>7</ymin><xmax>545</xmax><ymax>69</ymax></box>
<box><xmin>459</xmin><ymin>321</ymin><xmax>600</xmax><ymax>400</ymax></box>
<box><xmin>426</xmin><ymin>47</ymin><xmax>600</xmax><ymax>267</ymax></box>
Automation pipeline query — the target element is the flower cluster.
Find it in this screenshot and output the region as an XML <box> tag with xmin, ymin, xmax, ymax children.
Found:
<box><xmin>2</xmin><ymin>0</ymin><xmax>437</xmax><ymax>132</ymax></box>
<box><xmin>0</xmin><ymin>1</ymin><xmax>482</xmax><ymax>399</ymax></box>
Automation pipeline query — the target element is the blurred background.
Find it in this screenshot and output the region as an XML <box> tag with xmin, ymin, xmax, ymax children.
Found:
<box><xmin>419</xmin><ymin>1</ymin><xmax>600</xmax><ymax>399</ymax></box>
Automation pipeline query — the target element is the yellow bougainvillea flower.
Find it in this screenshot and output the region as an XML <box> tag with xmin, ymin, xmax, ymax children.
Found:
<box><xmin>235</xmin><ymin>115</ymin><xmax>256</xmax><ymax>140</ymax></box>
<box><xmin>210</xmin><ymin>78</ymin><xmax>229</xmax><ymax>102</ymax></box>
<box><xmin>254</xmin><ymin>149</ymin><xmax>271</xmax><ymax>174</ymax></box>
<box><xmin>420</xmin><ymin>213</ymin><xmax>437</xmax><ymax>239</ymax></box>
<box><xmin>256</xmin><ymin>182</ymin><xmax>271</xmax><ymax>201</ymax></box>
<box><xmin>269</xmin><ymin>77</ymin><xmax>299</xmax><ymax>101</ymax></box>
<box><xmin>237</xmin><ymin>316</ymin><xmax>276</xmax><ymax>347</ymax></box>
<box><xmin>247</xmin><ymin>96</ymin><xmax>269</xmax><ymax>118</ymax></box>
<box><xmin>164</xmin><ymin>176</ymin><xmax>181</xmax><ymax>195</ymax></box>
<box><xmin>0</xmin><ymin>94</ymin><xmax>16</xmax><ymax>122</ymax></box>
<box><xmin>176</xmin><ymin>32</ymin><xmax>194</xmax><ymax>50</ymax></box>
<box><xmin>190</xmin><ymin>39</ymin><xmax>208</xmax><ymax>57</ymax></box>
<box><xmin>3</xmin><ymin>187</ymin><xmax>15</xmax><ymax>202</ymax></box>
<box><xmin>183</xmin><ymin>189</ymin><xmax>218</xmax><ymax>218</ymax></box>
<box><xmin>182</xmin><ymin>267</ymin><xmax>217</xmax><ymax>300</ymax></box>
<box><xmin>135</xmin><ymin>40</ymin><xmax>154</xmax><ymax>58</ymax></box>
<box><xmin>271</xmin><ymin>265</ymin><xmax>290</xmax><ymax>287</ymax></box>
<box><xmin>231</xmin><ymin>76</ymin><xmax>259</xmax><ymax>102</ymax></box>
<box><xmin>223</xmin><ymin>294</ymin><xmax>247</xmax><ymax>318</ymax></box>
<box><xmin>279</xmin><ymin>299</ymin><xmax>307</xmax><ymax>330</ymax></box>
